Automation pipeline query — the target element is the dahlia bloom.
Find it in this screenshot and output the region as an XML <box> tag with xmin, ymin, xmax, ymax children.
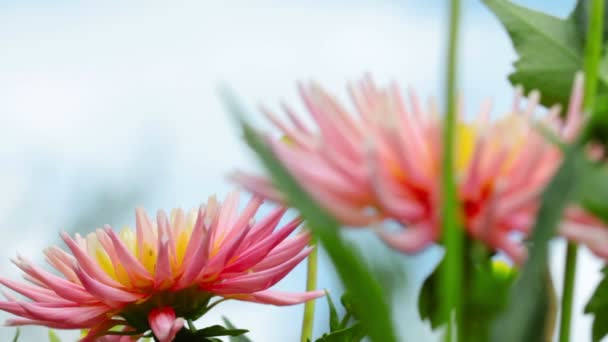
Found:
<box><xmin>234</xmin><ymin>74</ymin><xmax>602</xmax><ymax>264</ymax></box>
<box><xmin>0</xmin><ymin>191</ymin><xmax>323</xmax><ymax>341</ymax></box>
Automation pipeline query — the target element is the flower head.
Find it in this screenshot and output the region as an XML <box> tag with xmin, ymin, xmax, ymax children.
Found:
<box><xmin>0</xmin><ymin>191</ymin><xmax>323</xmax><ymax>341</ymax></box>
<box><xmin>234</xmin><ymin>74</ymin><xmax>601</xmax><ymax>264</ymax></box>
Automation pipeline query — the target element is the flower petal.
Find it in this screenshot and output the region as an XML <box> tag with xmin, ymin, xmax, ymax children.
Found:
<box><xmin>148</xmin><ymin>307</ymin><xmax>184</xmax><ymax>342</ymax></box>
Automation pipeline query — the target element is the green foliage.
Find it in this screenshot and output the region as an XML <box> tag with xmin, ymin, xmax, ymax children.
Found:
<box><xmin>571</xmin><ymin>0</ymin><xmax>608</xmax><ymax>43</ymax></box>
<box><xmin>582</xmin><ymin>89</ymin><xmax>608</xmax><ymax>147</ymax></box>
<box><xmin>418</xmin><ymin>266</ymin><xmax>442</xmax><ymax>329</ymax></box>
<box><xmin>339</xmin><ymin>294</ymin><xmax>359</xmax><ymax>322</ymax></box>
<box><xmin>483</xmin><ymin>0</ymin><xmax>583</xmax><ymax>108</ymax></box>
<box><xmin>364</xmin><ymin>242</ymin><xmax>407</xmax><ymax>303</ymax></box>
<box><xmin>491</xmin><ymin>146</ymin><xmax>584</xmax><ymax>342</ymax></box>
<box><xmin>195</xmin><ymin>325</ymin><xmax>249</xmax><ymax>338</ymax></box>
<box><xmin>11</xmin><ymin>329</ymin><xmax>20</xmax><ymax>342</ymax></box>
<box><xmin>173</xmin><ymin>323</ymin><xmax>249</xmax><ymax>342</ymax></box>
<box><xmin>325</xmin><ymin>291</ymin><xmax>340</xmax><ymax>332</ymax></box>
<box><xmin>314</xmin><ymin>324</ymin><xmax>364</xmax><ymax>342</ymax></box>
<box><xmin>48</xmin><ymin>330</ymin><xmax>62</xmax><ymax>342</ymax></box>
<box><xmin>222</xmin><ymin>91</ymin><xmax>397</xmax><ymax>342</ymax></box>
<box><xmin>418</xmin><ymin>243</ymin><xmax>517</xmax><ymax>341</ymax></box>
<box><xmin>585</xmin><ymin>267</ymin><xmax>608</xmax><ymax>342</ymax></box>
<box><xmin>223</xmin><ymin>317</ymin><xmax>253</xmax><ymax>342</ymax></box>
<box><xmin>576</xmin><ymin>160</ymin><xmax>608</xmax><ymax>224</ymax></box>
<box><xmin>313</xmin><ymin>292</ymin><xmax>365</xmax><ymax>342</ymax></box>
<box><xmin>600</xmin><ymin>53</ymin><xmax>608</xmax><ymax>85</ymax></box>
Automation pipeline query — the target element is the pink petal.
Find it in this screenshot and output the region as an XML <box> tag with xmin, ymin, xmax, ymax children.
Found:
<box><xmin>242</xmin><ymin>207</ymin><xmax>288</xmax><ymax>248</ymax></box>
<box><xmin>61</xmin><ymin>232</ymin><xmax>123</xmax><ymax>288</ymax></box>
<box><xmin>12</xmin><ymin>257</ymin><xmax>95</xmax><ymax>304</ymax></box>
<box><xmin>74</xmin><ymin>266</ymin><xmax>143</xmax><ymax>306</ymax></box>
<box><xmin>7</xmin><ymin>318</ymin><xmax>79</xmax><ymax>329</ymax></box>
<box><xmin>148</xmin><ymin>307</ymin><xmax>184</xmax><ymax>342</ymax></box>
<box><xmin>154</xmin><ymin>237</ymin><xmax>173</xmax><ymax>290</ymax></box>
<box><xmin>251</xmin><ymin>232</ymin><xmax>311</xmax><ymax>271</ymax></box>
<box><xmin>136</xmin><ymin>207</ymin><xmax>157</xmax><ymax>261</ymax></box>
<box><xmin>239</xmin><ymin>289</ymin><xmax>325</xmax><ymax>306</ymax></box>
<box><xmin>208</xmin><ymin>247</ymin><xmax>312</xmax><ymax>294</ymax></box>
<box><xmin>157</xmin><ymin>210</ymin><xmax>178</xmax><ymax>270</ymax></box>
<box><xmin>229</xmin><ymin>172</ymin><xmax>284</xmax><ymax>204</ymax></box>
<box><xmin>104</xmin><ymin>226</ymin><xmax>153</xmax><ymax>284</ymax></box>
<box><xmin>221</xmin><ymin>195</ymin><xmax>264</xmax><ymax>245</ymax></box>
<box><xmin>180</xmin><ymin>205</ymin><xmax>206</xmax><ymax>269</ymax></box>
<box><xmin>19</xmin><ymin>302</ymin><xmax>109</xmax><ymax>327</ymax></box>
<box><xmin>174</xmin><ymin>226</ymin><xmax>211</xmax><ymax>289</ymax></box>
<box><xmin>223</xmin><ymin>218</ymin><xmax>302</xmax><ymax>273</ymax></box>
<box><xmin>376</xmin><ymin>223</ymin><xmax>436</xmax><ymax>254</ymax></box>
<box><xmin>0</xmin><ymin>278</ymin><xmax>64</xmax><ymax>303</ymax></box>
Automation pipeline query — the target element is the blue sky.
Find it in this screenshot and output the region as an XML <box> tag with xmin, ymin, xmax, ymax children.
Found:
<box><xmin>0</xmin><ymin>1</ymin><xmax>598</xmax><ymax>341</ymax></box>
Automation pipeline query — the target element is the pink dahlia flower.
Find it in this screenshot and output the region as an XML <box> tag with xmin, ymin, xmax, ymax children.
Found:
<box><xmin>0</xmin><ymin>191</ymin><xmax>323</xmax><ymax>341</ymax></box>
<box><xmin>234</xmin><ymin>74</ymin><xmax>602</xmax><ymax>264</ymax></box>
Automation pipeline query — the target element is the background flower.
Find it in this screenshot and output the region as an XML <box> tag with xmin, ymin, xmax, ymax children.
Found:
<box><xmin>235</xmin><ymin>74</ymin><xmax>602</xmax><ymax>265</ymax></box>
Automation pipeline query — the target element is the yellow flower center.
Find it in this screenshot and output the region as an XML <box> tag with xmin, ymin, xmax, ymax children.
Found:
<box><xmin>455</xmin><ymin>122</ymin><xmax>476</xmax><ymax>174</ymax></box>
<box><xmin>89</xmin><ymin>210</ymin><xmax>198</xmax><ymax>286</ymax></box>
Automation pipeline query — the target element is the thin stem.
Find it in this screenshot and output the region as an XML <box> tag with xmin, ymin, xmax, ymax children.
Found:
<box><xmin>201</xmin><ymin>297</ymin><xmax>229</xmax><ymax>316</ymax></box>
<box><xmin>300</xmin><ymin>239</ymin><xmax>319</xmax><ymax>342</ymax></box>
<box><xmin>440</xmin><ymin>0</ymin><xmax>463</xmax><ymax>341</ymax></box>
<box><xmin>583</xmin><ymin>0</ymin><xmax>604</xmax><ymax>112</ymax></box>
<box><xmin>559</xmin><ymin>0</ymin><xmax>603</xmax><ymax>341</ymax></box>
<box><xmin>187</xmin><ymin>319</ymin><xmax>197</xmax><ymax>332</ymax></box>
<box><xmin>559</xmin><ymin>243</ymin><xmax>578</xmax><ymax>342</ymax></box>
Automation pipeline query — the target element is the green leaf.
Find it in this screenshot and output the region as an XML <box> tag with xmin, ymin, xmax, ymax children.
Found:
<box><xmin>418</xmin><ymin>242</ymin><xmax>517</xmax><ymax>340</ymax></box>
<box><xmin>418</xmin><ymin>264</ymin><xmax>443</xmax><ymax>329</ymax></box>
<box><xmin>586</xmin><ymin>267</ymin><xmax>608</xmax><ymax>342</ymax></box>
<box><xmin>48</xmin><ymin>330</ymin><xmax>62</xmax><ymax>342</ymax></box>
<box><xmin>315</xmin><ymin>323</ymin><xmax>365</xmax><ymax>342</ymax></box>
<box><xmin>11</xmin><ymin>328</ymin><xmax>20</xmax><ymax>342</ymax></box>
<box><xmin>462</xmin><ymin>259</ymin><xmax>517</xmax><ymax>341</ymax></box>
<box><xmin>576</xmin><ymin>161</ymin><xmax>608</xmax><ymax>224</ymax></box>
<box><xmin>339</xmin><ymin>293</ymin><xmax>358</xmax><ymax>324</ymax></box>
<box><xmin>583</xmin><ymin>89</ymin><xmax>608</xmax><ymax>146</ymax></box>
<box><xmin>324</xmin><ymin>291</ymin><xmax>340</xmax><ymax>332</ymax></box>
<box><xmin>195</xmin><ymin>325</ymin><xmax>249</xmax><ymax>338</ymax></box>
<box><xmin>222</xmin><ymin>317</ymin><xmax>253</xmax><ymax>342</ymax></box>
<box><xmin>491</xmin><ymin>146</ymin><xmax>584</xmax><ymax>342</ymax></box>
<box><xmin>483</xmin><ymin>0</ymin><xmax>583</xmax><ymax>108</ymax></box>
<box><xmin>316</xmin><ymin>292</ymin><xmax>363</xmax><ymax>339</ymax></box>
<box><xmin>222</xmin><ymin>90</ymin><xmax>397</xmax><ymax>342</ymax></box>
<box><xmin>173</xmin><ymin>323</ymin><xmax>249</xmax><ymax>342</ymax></box>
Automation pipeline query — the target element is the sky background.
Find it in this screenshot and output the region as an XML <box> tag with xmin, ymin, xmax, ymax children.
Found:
<box><xmin>0</xmin><ymin>0</ymin><xmax>601</xmax><ymax>341</ymax></box>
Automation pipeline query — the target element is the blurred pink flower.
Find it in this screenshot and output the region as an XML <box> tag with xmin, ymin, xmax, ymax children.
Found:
<box><xmin>234</xmin><ymin>74</ymin><xmax>602</xmax><ymax>264</ymax></box>
<box><xmin>0</xmin><ymin>191</ymin><xmax>322</xmax><ymax>341</ymax></box>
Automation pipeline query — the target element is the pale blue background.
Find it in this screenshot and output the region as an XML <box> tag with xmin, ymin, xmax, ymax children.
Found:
<box><xmin>0</xmin><ymin>0</ymin><xmax>599</xmax><ymax>341</ymax></box>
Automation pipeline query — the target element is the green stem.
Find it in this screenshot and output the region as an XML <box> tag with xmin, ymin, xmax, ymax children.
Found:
<box><xmin>559</xmin><ymin>243</ymin><xmax>578</xmax><ymax>342</ymax></box>
<box><xmin>440</xmin><ymin>0</ymin><xmax>463</xmax><ymax>341</ymax></box>
<box><xmin>559</xmin><ymin>0</ymin><xmax>603</xmax><ymax>341</ymax></box>
<box><xmin>187</xmin><ymin>319</ymin><xmax>197</xmax><ymax>332</ymax></box>
<box><xmin>300</xmin><ymin>239</ymin><xmax>319</xmax><ymax>342</ymax></box>
<box><xmin>583</xmin><ymin>0</ymin><xmax>604</xmax><ymax>112</ymax></box>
